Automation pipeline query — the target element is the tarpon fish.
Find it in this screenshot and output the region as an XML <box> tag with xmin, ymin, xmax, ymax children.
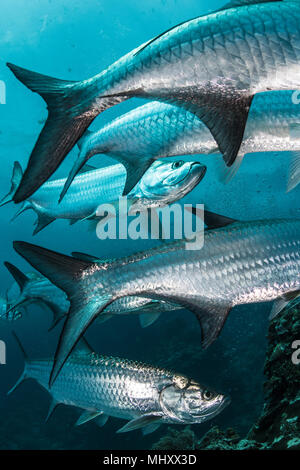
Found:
<box><xmin>0</xmin><ymin>159</ymin><xmax>206</xmax><ymax>235</ymax></box>
<box><xmin>7</xmin><ymin>0</ymin><xmax>300</xmax><ymax>201</ymax></box>
<box><xmin>62</xmin><ymin>92</ymin><xmax>300</xmax><ymax>198</ymax></box>
<box><xmin>9</xmin><ymin>334</ymin><xmax>229</xmax><ymax>433</ymax></box>
<box><xmin>13</xmin><ymin>210</ymin><xmax>300</xmax><ymax>385</ymax></box>
<box><xmin>4</xmin><ymin>260</ymin><xmax>179</xmax><ymax>329</ymax></box>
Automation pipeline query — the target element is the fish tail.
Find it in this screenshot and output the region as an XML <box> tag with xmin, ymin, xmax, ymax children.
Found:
<box><xmin>0</xmin><ymin>161</ymin><xmax>23</xmax><ymax>207</ymax></box>
<box><xmin>6</xmin><ymin>63</ymin><xmax>106</xmax><ymax>202</ymax></box>
<box><xmin>7</xmin><ymin>332</ymin><xmax>29</xmax><ymax>395</ymax></box>
<box><xmin>13</xmin><ymin>242</ymin><xmax>115</xmax><ymax>386</ymax></box>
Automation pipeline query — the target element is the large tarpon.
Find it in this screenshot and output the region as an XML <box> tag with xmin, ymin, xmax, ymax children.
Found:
<box><xmin>4</xmin><ymin>261</ymin><xmax>180</xmax><ymax>330</ymax></box>
<box><xmin>7</xmin><ymin>0</ymin><xmax>300</xmax><ymax>201</ymax></box>
<box><xmin>9</xmin><ymin>335</ymin><xmax>229</xmax><ymax>433</ymax></box>
<box><xmin>62</xmin><ymin>92</ymin><xmax>300</xmax><ymax>199</ymax></box>
<box><xmin>13</xmin><ymin>211</ymin><xmax>300</xmax><ymax>385</ymax></box>
<box><xmin>0</xmin><ymin>159</ymin><xmax>206</xmax><ymax>235</ymax></box>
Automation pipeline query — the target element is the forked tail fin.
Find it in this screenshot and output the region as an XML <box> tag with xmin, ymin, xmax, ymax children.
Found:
<box><xmin>13</xmin><ymin>242</ymin><xmax>115</xmax><ymax>386</ymax></box>
<box><xmin>7</xmin><ymin>63</ymin><xmax>106</xmax><ymax>202</ymax></box>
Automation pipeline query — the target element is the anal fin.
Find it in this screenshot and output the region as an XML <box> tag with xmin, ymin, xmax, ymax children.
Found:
<box><xmin>165</xmin><ymin>87</ymin><xmax>253</xmax><ymax>167</ymax></box>
<box><xmin>33</xmin><ymin>213</ymin><xmax>55</xmax><ymax>235</ymax></box>
<box><xmin>192</xmin><ymin>303</ymin><xmax>232</xmax><ymax>349</ymax></box>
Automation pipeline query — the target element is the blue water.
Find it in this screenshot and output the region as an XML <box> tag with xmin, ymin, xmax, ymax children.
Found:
<box><xmin>0</xmin><ymin>0</ymin><xmax>299</xmax><ymax>450</ymax></box>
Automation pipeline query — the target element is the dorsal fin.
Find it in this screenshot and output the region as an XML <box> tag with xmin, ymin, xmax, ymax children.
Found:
<box><xmin>71</xmin><ymin>252</ymin><xmax>104</xmax><ymax>263</ymax></box>
<box><xmin>134</xmin><ymin>1</ymin><xmax>281</xmax><ymax>57</ymax></box>
<box><xmin>4</xmin><ymin>262</ymin><xmax>29</xmax><ymax>292</ymax></box>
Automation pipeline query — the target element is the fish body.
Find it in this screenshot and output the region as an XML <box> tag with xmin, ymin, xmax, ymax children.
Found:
<box><xmin>8</xmin><ymin>0</ymin><xmax>300</xmax><ymax>200</ymax></box>
<box><xmin>10</xmin><ymin>337</ymin><xmax>229</xmax><ymax>433</ymax></box>
<box><xmin>13</xmin><ymin>214</ymin><xmax>300</xmax><ymax>383</ymax></box>
<box><xmin>66</xmin><ymin>92</ymin><xmax>300</xmax><ymax>194</ymax></box>
<box><xmin>9</xmin><ymin>159</ymin><xmax>205</xmax><ymax>234</ymax></box>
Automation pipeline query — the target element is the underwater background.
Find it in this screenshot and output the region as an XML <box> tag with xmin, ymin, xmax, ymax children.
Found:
<box><xmin>0</xmin><ymin>0</ymin><xmax>299</xmax><ymax>450</ymax></box>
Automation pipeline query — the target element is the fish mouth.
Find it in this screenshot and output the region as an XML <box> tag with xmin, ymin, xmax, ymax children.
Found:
<box><xmin>196</xmin><ymin>395</ymin><xmax>231</xmax><ymax>421</ymax></box>
<box><xmin>189</xmin><ymin>161</ymin><xmax>207</xmax><ymax>182</ymax></box>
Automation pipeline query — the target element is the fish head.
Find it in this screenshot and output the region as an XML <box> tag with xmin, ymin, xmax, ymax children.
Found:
<box><xmin>132</xmin><ymin>160</ymin><xmax>206</xmax><ymax>206</ymax></box>
<box><xmin>159</xmin><ymin>375</ymin><xmax>229</xmax><ymax>424</ymax></box>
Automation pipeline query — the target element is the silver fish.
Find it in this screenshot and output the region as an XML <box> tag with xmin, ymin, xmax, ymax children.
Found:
<box><xmin>9</xmin><ymin>335</ymin><xmax>229</xmax><ymax>433</ymax></box>
<box><xmin>1</xmin><ymin>159</ymin><xmax>206</xmax><ymax>235</ymax></box>
<box><xmin>64</xmin><ymin>92</ymin><xmax>300</xmax><ymax>196</ymax></box>
<box><xmin>13</xmin><ymin>211</ymin><xmax>300</xmax><ymax>384</ymax></box>
<box><xmin>8</xmin><ymin>0</ymin><xmax>300</xmax><ymax>201</ymax></box>
<box><xmin>4</xmin><ymin>260</ymin><xmax>179</xmax><ymax>329</ymax></box>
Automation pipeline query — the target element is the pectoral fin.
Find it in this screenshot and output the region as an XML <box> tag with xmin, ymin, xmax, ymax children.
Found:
<box><xmin>76</xmin><ymin>410</ymin><xmax>103</xmax><ymax>426</ymax></box>
<box><xmin>117</xmin><ymin>415</ymin><xmax>162</xmax><ymax>434</ymax></box>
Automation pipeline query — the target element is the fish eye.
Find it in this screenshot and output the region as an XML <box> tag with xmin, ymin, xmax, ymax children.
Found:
<box><xmin>203</xmin><ymin>390</ymin><xmax>213</xmax><ymax>400</ymax></box>
<box><xmin>172</xmin><ymin>160</ymin><xmax>184</xmax><ymax>169</ymax></box>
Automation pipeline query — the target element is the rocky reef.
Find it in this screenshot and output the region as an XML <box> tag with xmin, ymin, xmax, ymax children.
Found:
<box><xmin>152</xmin><ymin>302</ymin><xmax>300</xmax><ymax>450</ymax></box>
